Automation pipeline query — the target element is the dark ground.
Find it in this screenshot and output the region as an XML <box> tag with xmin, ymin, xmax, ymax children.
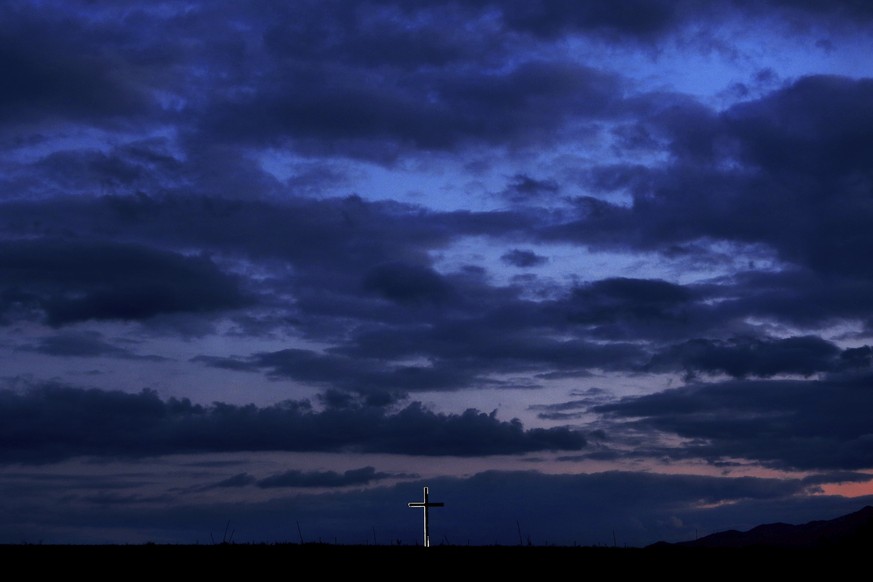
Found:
<box><xmin>1</xmin><ymin>542</ymin><xmax>865</xmax><ymax>576</ymax></box>
<box><xmin>8</xmin><ymin>507</ymin><xmax>871</xmax><ymax>574</ymax></box>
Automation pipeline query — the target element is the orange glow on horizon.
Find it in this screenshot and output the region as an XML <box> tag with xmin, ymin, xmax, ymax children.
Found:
<box><xmin>818</xmin><ymin>478</ymin><xmax>873</xmax><ymax>498</ymax></box>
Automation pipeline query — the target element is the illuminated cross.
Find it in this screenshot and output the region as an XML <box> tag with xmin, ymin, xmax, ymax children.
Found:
<box><xmin>407</xmin><ymin>486</ymin><xmax>444</xmax><ymax>547</ymax></box>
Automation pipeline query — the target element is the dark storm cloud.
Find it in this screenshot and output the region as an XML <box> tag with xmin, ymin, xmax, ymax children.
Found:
<box><xmin>2</xmin><ymin>0</ymin><xmax>869</xmax><ymax>153</ymax></box>
<box><xmin>571</xmin><ymin>76</ymin><xmax>873</xmax><ymax>283</ymax></box>
<box><xmin>257</xmin><ymin>466</ymin><xmax>396</xmax><ymax>489</ymax></box>
<box><xmin>261</xmin><ymin>0</ymin><xmax>496</xmax><ymax>70</ymax></box>
<box><xmin>24</xmin><ymin>140</ymin><xmax>185</xmax><ymax>198</ymax></box>
<box><xmin>20</xmin><ymin>331</ymin><xmax>166</xmax><ymax>361</ymax></box>
<box><xmin>494</xmin><ymin>0</ymin><xmax>873</xmax><ymax>41</ymax></box>
<box><xmin>717</xmin><ymin>76</ymin><xmax>873</xmax><ymax>279</ymax></box>
<box><xmin>213</xmin><ymin>473</ymin><xmax>257</xmax><ymax>488</ymax></box>
<box><xmin>190</xmin><ymin>253</ymin><xmax>873</xmax><ymax>392</ymax></box>
<box><xmin>362</xmin><ymin>262</ymin><xmax>454</xmax><ymax>305</ymax></box>
<box><xmin>501</xmin><ymin>249</ymin><xmax>548</xmax><ymax>268</ymax></box>
<box><xmin>0</xmin><ymin>382</ymin><xmax>586</xmax><ymax>464</ymax></box>
<box><xmin>195</xmin><ymin>347</ymin><xmax>485</xmax><ymax>395</ymax></box>
<box><xmin>544</xmin><ymin>277</ymin><xmax>708</xmax><ymax>342</ymax></box>
<box><xmin>0</xmin><ymin>0</ymin><xmax>634</xmax><ymax>162</ymax></box>
<box><xmin>3</xmin><ymin>186</ymin><xmax>865</xmax><ymax>391</ymax></box>
<box><xmin>173</xmin><ymin>2</ymin><xmax>632</xmax><ymax>161</ymax></box>
<box><xmin>329</xmin><ymin>316</ymin><xmax>650</xmax><ymax>382</ymax></box>
<box><xmin>8</xmin><ymin>140</ymin><xmax>284</xmax><ymax>202</ymax></box>
<box><xmin>202</xmin><ymin>60</ymin><xmax>625</xmax><ymax>159</ymax></box>
<box><xmin>0</xmin><ymin>194</ymin><xmax>522</xmax><ymax>275</ymax></box>
<box><xmin>594</xmin><ymin>372</ymin><xmax>873</xmax><ymax>471</ymax></box>
<box><xmin>695</xmin><ymin>269</ymin><xmax>873</xmax><ymax>333</ymax></box>
<box><xmin>497</xmin><ymin>0</ymin><xmax>686</xmax><ymax>41</ymax></box>
<box><xmin>723</xmin><ymin>75</ymin><xmax>873</xmax><ymax>181</ymax></box>
<box><xmin>530</xmin><ymin>388</ymin><xmax>615</xmax><ymax>421</ymax></box>
<box><xmin>567</xmin><ymin>278</ymin><xmax>692</xmax><ymax>319</ymax></box>
<box><xmin>368</xmin><ymin>0</ymin><xmax>873</xmax><ymax>53</ymax></box>
<box><xmin>4</xmin><ymin>2</ymin><xmax>865</xmax><ymax>329</ymax></box>
<box><xmin>742</xmin><ymin>0</ymin><xmax>873</xmax><ymax>24</ymax></box>
<box><xmin>0</xmin><ymin>193</ymin><xmax>546</xmax><ymax>346</ymax></box>
<box><xmin>801</xmin><ymin>471</ymin><xmax>873</xmax><ymax>487</ymax></box>
<box><xmin>0</xmin><ymin>7</ymin><xmax>151</xmax><ymax>126</ymax></box>
<box><xmin>645</xmin><ymin>335</ymin><xmax>866</xmax><ymax>379</ymax></box>
<box><xmin>501</xmin><ymin>174</ymin><xmax>561</xmax><ymax>203</ymax></box>
<box><xmin>0</xmin><ymin>239</ymin><xmax>250</xmax><ymax>326</ymax></box>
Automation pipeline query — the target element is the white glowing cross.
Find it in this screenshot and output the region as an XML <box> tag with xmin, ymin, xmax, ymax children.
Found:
<box><xmin>407</xmin><ymin>486</ymin><xmax>444</xmax><ymax>547</ymax></box>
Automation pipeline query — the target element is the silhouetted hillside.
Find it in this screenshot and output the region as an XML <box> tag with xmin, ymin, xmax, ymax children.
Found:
<box><xmin>662</xmin><ymin>505</ymin><xmax>873</xmax><ymax>550</ymax></box>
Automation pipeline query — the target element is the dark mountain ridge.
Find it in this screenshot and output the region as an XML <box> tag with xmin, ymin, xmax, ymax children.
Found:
<box><xmin>658</xmin><ymin>505</ymin><xmax>873</xmax><ymax>550</ymax></box>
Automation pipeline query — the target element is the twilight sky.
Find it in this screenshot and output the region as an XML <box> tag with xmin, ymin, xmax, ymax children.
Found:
<box><xmin>3</xmin><ymin>0</ymin><xmax>873</xmax><ymax>547</ymax></box>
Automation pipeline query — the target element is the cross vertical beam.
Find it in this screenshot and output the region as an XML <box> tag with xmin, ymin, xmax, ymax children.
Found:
<box><xmin>407</xmin><ymin>486</ymin><xmax>444</xmax><ymax>547</ymax></box>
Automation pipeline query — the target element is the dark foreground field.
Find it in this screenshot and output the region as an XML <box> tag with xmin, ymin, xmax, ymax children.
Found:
<box><xmin>7</xmin><ymin>506</ymin><xmax>872</xmax><ymax>574</ymax></box>
<box><xmin>1</xmin><ymin>542</ymin><xmax>866</xmax><ymax>576</ymax></box>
